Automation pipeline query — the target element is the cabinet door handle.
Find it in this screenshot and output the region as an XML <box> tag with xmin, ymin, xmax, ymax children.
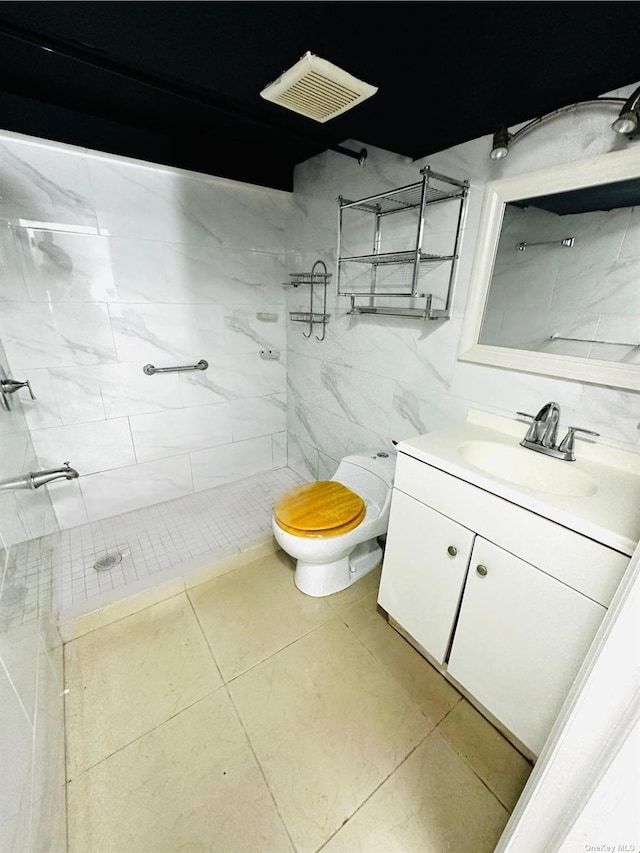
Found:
<box><xmin>447</xmin><ymin>545</ymin><xmax>458</xmax><ymax>557</ymax></box>
<box><xmin>476</xmin><ymin>564</ymin><xmax>488</xmax><ymax>577</ymax></box>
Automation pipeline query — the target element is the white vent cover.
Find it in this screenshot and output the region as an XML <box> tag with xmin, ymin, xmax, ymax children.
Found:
<box><xmin>260</xmin><ymin>52</ymin><xmax>377</xmax><ymax>123</ymax></box>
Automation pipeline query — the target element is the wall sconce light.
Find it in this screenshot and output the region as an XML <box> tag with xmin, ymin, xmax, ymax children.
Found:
<box><xmin>611</xmin><ymin>86</ymin><xmax>640</xmax><ymax>135</ymax></box>
<box><xmin>489</xmin><ymin>127</ymin><xmax>512</xmax><ymax>160</ymax></box>
<box><xmin>489</xmin><ymin>85</ymin><xmax>640</xmax><ymax>160</ymax></box>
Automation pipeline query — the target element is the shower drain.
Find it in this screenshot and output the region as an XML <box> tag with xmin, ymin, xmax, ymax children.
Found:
<box><xmin>94</xmin><ymin>553</ymin><xmax>123</xmax><ymax>572</ymax></box>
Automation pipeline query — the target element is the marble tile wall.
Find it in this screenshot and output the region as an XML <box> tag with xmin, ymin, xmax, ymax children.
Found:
<box><xmin>286</xmin><ymin>83</ymin><xmax>640</xmax><ymax>480</ymax></box>
<box><xmin>482</xmin><ymin>203</ymin><xmax>640</xmax><ymax>362</ymax></box>
<box><xmin>0</xmin><ymin>334</ymin><xmax>57</xmax><ymax>546</ymax></box>
<box><xmin>0</xmin><ymin>132</ymin><xmax>293</xmax><ymax>536</ymax></box>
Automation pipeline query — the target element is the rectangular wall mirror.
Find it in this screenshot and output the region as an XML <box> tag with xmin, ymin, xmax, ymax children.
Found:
<box><xmin>459</xmin><ymin>146</ymin><xmax>640</xmax><ymax>391</ymax></box>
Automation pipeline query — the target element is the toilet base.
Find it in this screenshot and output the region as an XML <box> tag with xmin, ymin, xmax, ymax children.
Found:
<box><xmin>294</xmin><ymin>539</ymin><xmax>382</xmax><ymax>598</ymax></box>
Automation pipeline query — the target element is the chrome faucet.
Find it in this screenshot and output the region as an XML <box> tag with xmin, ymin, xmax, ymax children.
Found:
<box><xmin>0</xmin><ymin>462</ymin><xmax>79</xmax><ymax>492</ymax></box>
<box><xmin>522</xmin><ymin>401</ymin><xmax>560</xmax><ymax>448</ymax></box>
<box><xmin>517</xmin><ymin>403</ymin><xmax>599</xmax><ymax>461</ymax></box>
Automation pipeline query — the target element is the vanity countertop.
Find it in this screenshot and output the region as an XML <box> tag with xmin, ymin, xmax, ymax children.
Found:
<box><xmin>397</xmin><ymin>409</ymin><xmax>640</xmax><ymax>556</ymax></box>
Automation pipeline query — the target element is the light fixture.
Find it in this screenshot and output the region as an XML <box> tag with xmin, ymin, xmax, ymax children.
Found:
<box><xmin>490</xmin><ymin>126</ymin><xmax>512</xmax><ymax>160</ymax></box>
<box><xmin>611</xmin><ymin>86</ymin><xmax>640</xmax><ymax>135</ymax></box>
<box><xmin>489</xmin><ymin>85</ymin><xmax>640</xmax><ymax>160</ymax></box>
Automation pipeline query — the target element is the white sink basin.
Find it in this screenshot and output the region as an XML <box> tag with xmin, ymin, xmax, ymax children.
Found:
<box><xmin>398</xmin><ymin>409</ymin><xmax>640</xmax><ymax>554</ymax></box>
<box><xmin>458</xmin><ymin>440</ymin><xmax>598</xmax><ymax>497</ymax></box>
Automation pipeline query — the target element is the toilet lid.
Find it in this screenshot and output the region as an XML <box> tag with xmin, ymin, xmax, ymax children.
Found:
<box><xmin>274</xmin><ymin>481</ymin><xmax>366</xmax><ymax>537</ymax></box>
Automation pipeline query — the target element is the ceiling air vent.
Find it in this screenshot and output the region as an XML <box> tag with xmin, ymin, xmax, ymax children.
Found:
<box><xmin>260</xmin><ymin>52</ymin><xmax>377</xmax><ymax>123</ymax></box>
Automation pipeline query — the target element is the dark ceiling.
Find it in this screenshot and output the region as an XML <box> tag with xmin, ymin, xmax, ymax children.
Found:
<box><xmin>0</xmin><ymin>2</ymin><xmax>639</xmax><ymax>191</ymax></box>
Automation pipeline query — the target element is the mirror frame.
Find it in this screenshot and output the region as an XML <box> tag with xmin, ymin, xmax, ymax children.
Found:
<box><xmin>458</xmin><ymin>146</ymin><xmax>640</xmax><ymax>391</ymax></box>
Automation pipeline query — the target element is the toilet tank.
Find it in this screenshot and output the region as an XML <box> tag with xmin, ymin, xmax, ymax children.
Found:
<box><xmin>332</xmin><ymin>450</ymin><xmax>396</xmax><ymax>510</ymax></box>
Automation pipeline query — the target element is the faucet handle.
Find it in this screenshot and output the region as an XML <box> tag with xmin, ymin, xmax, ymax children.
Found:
<box><xmin>516</xmin><ymin>411</ymin><xmax>537</xmax><ymax>420</ymax></box>
<box><xmin>558</xmin><ymin>426</ymin><xmax>600</xmax><ymax>460</ymax></box>
<box><xmin>561</xmin><ymin>426</ymin><xmax>600</xmax><ymax>443</ymax></box>
<box><xmin>0</xmin><ymin>378</ymin><xmax>36</xmax><ymax>400</ymax></box>
<box><xmin>570</xmin><ymin>427</ymin><xmax>599</xmax><ymax>437</ymax></box>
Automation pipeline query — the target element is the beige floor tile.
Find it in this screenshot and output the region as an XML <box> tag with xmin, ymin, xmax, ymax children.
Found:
<box><xmin>321</xmin><ymin>730</ymin><xmax>510</xmax><ymax>853</ymax></box>
<box><xmin>325</xmin><ymin>564</ymin><xmax>382</xmax><ymax>616</ymax></box>
<box><xmin>437</xmin><ymin>699</ymin><xmax>533</xmax><ymax>811</ymax></box>
<box><xmin>64</xmin><ymin>592</ymin><xmax>221</xmax><ymax>779</ymax></box>
<box><xmin>229</xmin><ymin>618</ymin><xmax>431</xmax><ymax>853</ymax></box>
<box><xmin>338</xmin><ymin>582</ymin><xmax>462</xmax><ymax>726</ymax></box>
<box><xmin>67</xmin><ymin>692</ymin><xmax>294</xmax><ymax>853</ymax></box>
<box><xmin>188</xmin><ymin>551</ymin><xmax>333</xmax><ymax>681</ymax></box>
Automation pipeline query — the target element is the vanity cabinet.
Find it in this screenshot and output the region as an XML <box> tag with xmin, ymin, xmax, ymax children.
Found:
<box><xmin>447</xmin><ymin>537</ymin><xmax>606</xmax><ymax>755</ymax></box>
<box><xmin>378</xmin><ymin>490</ymin><xmax>474</xmax><ymax>664</ymax></box>
<box><xmin>379</xmin><ymin>451</ymin><xmax>630</xmax><ymax>757</ymax></box>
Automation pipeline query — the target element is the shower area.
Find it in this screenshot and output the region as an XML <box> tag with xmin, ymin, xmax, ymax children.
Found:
<box><xmin>0</xmin><ymin>132</ymin><xmax>304</xmax><ymax>850</ymax></box>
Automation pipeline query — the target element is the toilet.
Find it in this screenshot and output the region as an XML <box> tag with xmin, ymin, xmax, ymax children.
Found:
<box><xmin>272</xmin><ymin>450</ymin><xmax>396</xmax><ymax>597</ymax></box>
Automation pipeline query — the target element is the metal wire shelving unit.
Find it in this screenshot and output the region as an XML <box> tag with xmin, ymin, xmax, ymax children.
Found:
<box><xmin>336</xmin><ymin>166</ymin><xmax>469</xmax><ymax>320</ymax></box>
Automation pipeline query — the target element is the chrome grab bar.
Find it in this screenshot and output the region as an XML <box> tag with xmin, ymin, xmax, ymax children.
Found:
<box><xmin>143</xmin><ymin>359</ymin><xmax>208</xmax><ymax>376</ymax></box>
<box><xmin>516</xmin><ymin>237</ymin><xmax>574</xmax><ymax>251</ymax></box>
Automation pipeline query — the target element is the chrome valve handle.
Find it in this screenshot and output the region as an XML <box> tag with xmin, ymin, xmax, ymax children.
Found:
<box><xmin>558</xmin><ymin>426</ymin><xmax>600</xmax><ymax>461</ymax></box>
<box><xmin>0</xmin><ymin>378</ymin><xmax>36</xmax><ymax>411</ymax></box>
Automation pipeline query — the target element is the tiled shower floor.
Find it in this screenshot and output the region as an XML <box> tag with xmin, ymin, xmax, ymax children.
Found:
<box><xmin>3</xmin><ymin>467</ymin><xmax>302</xmax><ymax>626</ymax></box>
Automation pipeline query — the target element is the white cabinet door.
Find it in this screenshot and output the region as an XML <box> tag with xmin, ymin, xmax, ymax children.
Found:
<box><xmin>378</xmin><ymin>489</ymin><xmax>475</xmax><ymax>664</ymax></box>
<box><xmin>447</xmin><ymin>537</ymin><xmax>606</xmax><ymax>756</ymax></box>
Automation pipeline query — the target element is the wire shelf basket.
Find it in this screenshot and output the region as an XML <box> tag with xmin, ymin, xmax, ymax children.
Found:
<box><xmin>285</xmin><ymin>271</ymin><xmax>333</xmax><ymax>286</ymax></box>
<box><xmin>285</xmin><ymin>259</ymin><xmax>331</xmax><ymax>341</ymax></box>
<box><xmin>289</xmin><ymin>312</ymin><xmax>331</xmax><ymax>324</ymax></box>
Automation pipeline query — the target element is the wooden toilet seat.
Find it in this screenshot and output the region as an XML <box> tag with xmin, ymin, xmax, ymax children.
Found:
<box><xmin>274</xmin><ymin>481</ymin><xmax>366</xmax><ymax>538</ymax></box>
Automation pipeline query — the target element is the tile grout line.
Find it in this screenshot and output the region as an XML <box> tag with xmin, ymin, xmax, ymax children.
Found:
<box><xmin>64</xmin><ymin>686</ymin><xmax>226</xmax><ymax>785</ymax></box>
<box><xmin>65</xmin><ymin>578</ymin><xmax>227</xmax><ymax>786</ymax></box>
<box><xmin>433</xmin><ymin>704</ymin><xmax>530</xmax><ymax>814</ymax></box>
<box><xmin>185</xmin><ymin>553</ymin><xmax>336</xmax><ymax>687</ymax></box>
<box><xmin>190</xmin><ymin>569</ymin><xmax>438</xmax><ymax>853</ymax></box>
<box><xmin>224</xmin><ymin>683</ymin><xmax>299</xmax><ymax>853</ymax></box>
<box><xmin>184</xmin><ymin>591</ymin><xmax>225</xmax><ymax>685</ymax></box>
<box><xmin>329</xmin><ymin>590</ymin><xmax>454</xmax><ymax>732</ymax></box>
<box><xmin>186</xmin><ymin>577</ymin><xmax>298</xmax><ymax>850</ymax></box>
<box><xmin>314</xmin><ymin>727</ymin><xmax>440</xmax><ymax>853</ymax></box>
<box><xmin>221</xmin><ymin>612</ymin><xmax>338</xmax><ymax>688</ymax></box>
<box><xmin>433</xmin><ymin>694</ymin><xmax>464</xmax><ymax>729</ymax></box>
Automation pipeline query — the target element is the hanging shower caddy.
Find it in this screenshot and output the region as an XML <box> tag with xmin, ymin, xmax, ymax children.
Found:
<box><xmin>336</xmin><ymin>166</ymin><xmax>469</xmax><ymax>319</ymax></box>
<box><xmin>285</xmin><ymin>259</ymin><xmax>331</xmax><ymax>341</ymax></box>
